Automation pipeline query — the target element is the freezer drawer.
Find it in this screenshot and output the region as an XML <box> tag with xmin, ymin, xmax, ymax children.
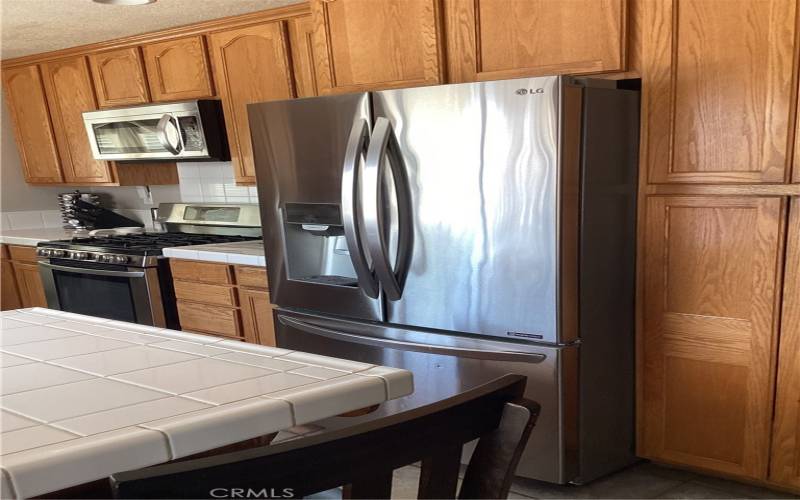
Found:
<box><xmin>274</xmin><ymin>309</ymin><xmax>578</xmax><ymax>483</ymax></box>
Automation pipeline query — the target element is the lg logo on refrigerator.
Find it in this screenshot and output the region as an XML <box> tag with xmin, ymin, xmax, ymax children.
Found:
<box><xmin>515</xmin><ymin>88</ymin><xmax>545</xmax><ymax>96</ymax></box>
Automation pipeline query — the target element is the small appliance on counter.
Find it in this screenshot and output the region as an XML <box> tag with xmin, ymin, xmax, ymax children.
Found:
<box><xmin>36</xmin><ymin>202</ymin><xmax>261</xmax><ymax>329</ymax></box>
<box><xmin>58</xmin><ymin>191</ymin><xmax>144</xmax><ymax>230</ymax></box>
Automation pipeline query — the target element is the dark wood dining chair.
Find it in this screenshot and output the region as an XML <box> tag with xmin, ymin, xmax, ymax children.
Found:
<box><xmin>110</xmin><ymin>374</ymin><xmax>540</xmax><ymax>500</ymax></box>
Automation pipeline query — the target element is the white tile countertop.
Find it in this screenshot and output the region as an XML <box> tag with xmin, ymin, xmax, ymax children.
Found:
<box><xmin>0</xmin><ymin>308</ymin><xmax>413</xmax><ymax>499</ymax></box>
<box><xmin>163</xmin><ymin>240</ymin><xmax>266</xmax><ymax>266</ymax></box>
<box><xmin>0</xmin><ymin>228</ymin><xmax>88</xmax><ymax>247</ymax></box>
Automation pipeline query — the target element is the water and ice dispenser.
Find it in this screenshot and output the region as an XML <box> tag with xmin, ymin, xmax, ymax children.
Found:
<box><xmin>282</xmin><ymin>202</ymin><xmax>360</xmax><ymax>287</ymax></box>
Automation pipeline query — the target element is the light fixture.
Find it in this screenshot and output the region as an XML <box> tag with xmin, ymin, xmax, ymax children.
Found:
<box><xmin>93</xmin><ymin>0</ymin><xmax>156</xmax><ymax>5</ymax></box>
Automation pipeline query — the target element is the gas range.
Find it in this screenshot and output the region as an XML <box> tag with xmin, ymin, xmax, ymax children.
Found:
<box><xmin>36</xmin><ymin>202</ymin><xmax>262</xmax><ymax>329</ymax></box>
<box><xmin>36</xmin><ymin>232</ymin><xmax>259</xmax><ymax>267</ymax></box>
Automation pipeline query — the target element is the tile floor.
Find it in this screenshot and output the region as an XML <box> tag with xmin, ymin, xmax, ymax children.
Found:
<box><xmin>310</xmin><ymin>461</ymin><xmax>799</xmax><ymax>499</ymax></box>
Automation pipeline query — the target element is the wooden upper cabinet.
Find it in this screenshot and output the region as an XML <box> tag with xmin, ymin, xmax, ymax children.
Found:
<box><xmin>142</xmin><ymin>36</ymin><xmax>215</xmax><ymax>102</ymax></box>
<box><xmin>770</xmin><ymin>199</ymin><xmax>800</xmax><ymax>489</ymax></box>
<box><xmin>207</xmin><ymin>22</ymin><xmax>295</xmax><ymax>183</ymax></box>
<box><xmin>310</xmin><ymin>0</ymin><xmax>444</xmax><ymax>93</ymax></box>
<box><xmin>2</xmin><ymin>65</ymin><xmax>63</xmax><ymax>183</ymax></box>
<box><xmin>640</xmin><ymin>196</ymin><xmax>785</xmax><ymax>479</ymax></box>
<box><xmin>640</xmin><ymin>0</ymin><xmax>797</xmax><ymax>184</ymax></box>
<box><xmin>88</xmin><ymin>47</ymin><xmax>150</xmax><ymax>108</ymax></box>
<box><xmin>287</xmin><ymin>15</ymin><xmax>320</xmax><ymax>97</ymax></box>
<box><xmin>40</xmin><ymin>56</ymin><xmax>114</xmax><ymax>184</ymax></box>
<box><xmin>444</xmin><ymin>0</ymin><xmax>625</xmax><ymax>82</ymax></box>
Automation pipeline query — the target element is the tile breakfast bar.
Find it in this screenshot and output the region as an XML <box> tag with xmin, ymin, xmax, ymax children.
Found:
<box><xmin>0</xmin><ymin>308</ymin><xmax>413</xmax><ymax>499</ymax></box>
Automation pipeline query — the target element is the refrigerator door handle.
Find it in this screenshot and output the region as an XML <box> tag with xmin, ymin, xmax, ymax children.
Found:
<box><xmin>363</xmin><ymin>117</ymin><xmax>413</xmax><ymax>301</ymax></box>
<box><xmin>278</xmin><ymin>314</ymin><xmax>547</xmax><ymax>363</ymax></box>
<box><xmin>341</xmin><ymin>119</ymin><xmax>379</xmax><ymax>298</ymax></box>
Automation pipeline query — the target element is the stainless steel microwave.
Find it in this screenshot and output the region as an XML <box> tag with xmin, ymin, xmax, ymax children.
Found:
<box><xmin>82</xmin><ymin>99</ymin><xmax>229</xmax><ymax>161</ymax></box>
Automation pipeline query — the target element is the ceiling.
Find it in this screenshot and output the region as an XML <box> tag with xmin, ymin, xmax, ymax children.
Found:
<box><xmin>0</xmin><ymin>0</ymin><xmax>304</xmax><ymax>59</ymax></box>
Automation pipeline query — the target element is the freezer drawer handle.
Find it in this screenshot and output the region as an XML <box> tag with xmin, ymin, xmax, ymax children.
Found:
<box><xmin>278</xmin><ymin>315</ymin><xmax>547</xmax><ymax>363</ymax></box>
<box><xmin>363</xmin><ymin>117</ymin><xmax>413</xmax><ymax>301</ymax></box>
<box><xmin>341</xmin><ymin>119</ymin><xmax>379</xmax><ymax>298</ymax></box>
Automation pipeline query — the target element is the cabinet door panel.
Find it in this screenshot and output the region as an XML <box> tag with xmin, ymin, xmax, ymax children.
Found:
<box><xmin>240</xmin><ymin>288</ymin><xmax>276</xmax><ymax>347</ymax></box>
<box><xmin>445</xmin><ymin>0</ymin><xmax>625</xmax><ymax>82</ymax></box>
<box><xmin>770</xmin><ymin>198</ymin><xmax>800</xmax><ymax>488</ymax></box>
<box><xmin>208</xmin><ymin>22</ymin><xmax>295</xmax><ymax>183</ymax></box>
<box><xmin>1</xmin><ymin>260</ymin><xmax>22</xmax><ymax>311</ymax></box>
<box><xmin>143</xmin><ymin>36</ymin><xmax>214</xmax><ymax>102</ymax></box>
<box><xmin>287</xmin><ymin>15</ymin><xmax>320</xmax><ymax>98</ymax></box>
<box><xmin>311</xmin><ymin>0</ymin><xmax>443</xmax><ymax>93</ymax></box>
<box><xmin>641</xmin><ymin>0</ymin><xmax>796</xmax><ymax>183</ymax></box>
<box><xmin>641</xmin><ymin>196</ymin><xmax>785</xmax><ymax>479</ymax></box>
<box><xmin>41</xmin><ymin>56</ymin><xmax>114</xmax><ymax>184</ymax></box>
<box><xmin>2</xmin><ymin>65</ymin><xmax>63</xmax><ymax>183</ymax></box>
<box><xmin>88</xmin><ymin>47</ymin><xmax>150</xmax><ymax>107</ymax></box>
<box><xmin>13</xmin><ymin>261</ymin><xmax>48</xmax><ymax>308</ymax></box>
<box><xmin>177</xmin><ymin>300</ymin><xmax>241</xmax><ymax>338</ymax></box>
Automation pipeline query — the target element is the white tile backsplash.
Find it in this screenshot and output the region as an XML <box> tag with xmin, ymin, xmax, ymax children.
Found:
<box><xmin>40</xmin><ymin>210</ymin><xmax>64</xmax><ymax>228</ymax></box>
<box><xmin>1</xmin><ymin>210</ymin><xmax>62</xmax><ymax>229</ymax></box>
<box><xmin>1</xmin><ymin>163</ymin><xmax>257</xmax><ymax>231</ymax></box>
<box><xmin>6</xmin><ymin>211</ymin><xmax>45</xmax><ymax>229</ymax></box>
<box><xmin>177</xmin><ymin>162</ymin><xmax>259</xmax><ymax>204</ymax></box>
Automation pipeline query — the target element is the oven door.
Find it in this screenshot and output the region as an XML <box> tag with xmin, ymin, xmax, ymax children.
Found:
<box><xmin>38</xmin><ymin>260</ymin><xmax>166</xmax><ymax>326</ymax></box>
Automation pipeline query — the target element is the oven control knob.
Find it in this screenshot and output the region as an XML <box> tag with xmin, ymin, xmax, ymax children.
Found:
<box><xmin>112</xmin><ymin>255</ymin><xmax>129</xmax><ymax>264</ymax></box>
<box><xmin>71</xmin><ymin>251</ymin><xmax>88</xmax><ymax>260</ymax></box>
<box><xmin>51</xmin><ymin>249</ymin><xmax>66</xmax><ymax>258</ymax></box>
<box><xmin>98</xmin><ymin>254</ymin><xmax>112</xmax><ymax>263</ymax></box>
<box><xmin>36</xmin><ymin>248</ymin><xmax>52</xmax><ymax>257</ymax></box>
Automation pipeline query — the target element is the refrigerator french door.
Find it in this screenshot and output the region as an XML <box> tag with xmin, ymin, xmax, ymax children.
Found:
<box><xmin>249</xmin><ymin>76</ymin><xmax>639</xmax><ymax>484</ymax></box>
<box><xmin>249</xmin><ymin>93</ymin><xmax>382</xmax><ymax>321</ymax></box>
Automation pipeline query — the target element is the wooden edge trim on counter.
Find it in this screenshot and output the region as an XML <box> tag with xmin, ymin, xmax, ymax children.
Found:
<box><xmin>1</xmin><ymin>3</ymin><xmax>310</xmax><ymax>69</ymax></box>
<box><xmin>645</xmin><ymin>184</ymin><xmax>800</xmax><ymax>196</ymax></box>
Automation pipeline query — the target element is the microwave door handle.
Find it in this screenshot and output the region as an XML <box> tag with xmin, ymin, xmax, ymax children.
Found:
<box><xmin>341</xmin><ymin>119</ymin><xmax>379</xmax><ymax>298</ymax></box>
<box><xmin>363</xmin><ymin>117</ymin><xmax>413</xmax><ymax>301</ymax></box>
<box><xmin>156</xmin><ymin>114</ymin><xmax>182</xmax><ymax>155</ymax></box>
<box><xmin>39</xmin><ymin>261</ymin><xmax>145</xmax><ymax>278</ymax></box>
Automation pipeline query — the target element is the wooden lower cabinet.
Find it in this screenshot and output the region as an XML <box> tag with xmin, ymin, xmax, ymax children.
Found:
<box><xmin>176</xmin><ymin>300</ymin><xmax>241</xmax><ymax>339</ymax></box>
<box><xmin>12</xmin><ymin>262</ymin><xmax>48</xmax><ymax>309</ymax></box>
<box><xmin>769</xmin><ymin>198</ymin><xmax>800</xmax><ymax>489</ymax></box>
<box><xmin>640</xmin><ymin>196</ymin><xmax>786</xmax><ymax>479</ymax></box>
<box><xmin>240</xmin><ymin>288</ymin><xmax>276</xmax><ymax>347</ymax></box>
<box><xmin>7</xmin><ymin>245</ymin><xmax>48</xmax><ymax>309</ymax></box>
<box><xmin>1</xmin><ymin>246</ymin><xmax>22</xmax><ymax>311</ymax></box>
<box><xmin>170</xmin><ymin>260</ymin><xmax>276</xmax><ymax>346</ymax></box>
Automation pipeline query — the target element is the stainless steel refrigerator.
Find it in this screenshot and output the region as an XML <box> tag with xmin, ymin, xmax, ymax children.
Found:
<box><xmin>249</xmin><ymin>76</ymin><xmax>640</xmax><ymax>484</ymax></box>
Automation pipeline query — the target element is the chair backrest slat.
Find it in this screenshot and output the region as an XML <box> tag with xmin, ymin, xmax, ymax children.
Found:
<box><xmin>459</xmin><ymin>399</ymin><xmax>541</xmax><ymax>499</ymax></box>
<box><xmin>111</xmin><ymin>374</ymin><xmax>539</xmax><ymax>500</ymax></box>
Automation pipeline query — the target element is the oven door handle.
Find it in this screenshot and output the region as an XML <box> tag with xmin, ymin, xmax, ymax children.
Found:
<box><xmin>39</xmin><ymin>261</ymin><xmax>145</xmax><ymax>278</ymax></box>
